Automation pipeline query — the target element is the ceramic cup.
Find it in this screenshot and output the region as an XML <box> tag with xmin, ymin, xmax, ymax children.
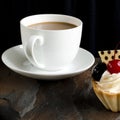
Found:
<box><xmin>20</xmin><ymin>14</ymin><xmax>83</xmax><ymax>71</ymax></box>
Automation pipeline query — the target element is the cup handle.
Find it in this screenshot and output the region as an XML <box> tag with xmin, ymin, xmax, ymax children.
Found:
<box><xmin>26</xmin><ymin>35</ymin><xmax>44</xmax><ymax>67</ymax></box>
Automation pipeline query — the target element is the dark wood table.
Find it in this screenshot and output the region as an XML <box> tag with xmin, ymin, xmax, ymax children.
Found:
<box><xmin>0</xmin><ymin>58</ymin><xmax>120</xmax><ymax>120</ymax></box>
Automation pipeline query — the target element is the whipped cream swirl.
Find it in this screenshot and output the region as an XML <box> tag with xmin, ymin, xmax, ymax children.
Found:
<box><xmin>96</xmin><ymin>71</ymin><xmax>120</xmax><ymax>93</ymax></box>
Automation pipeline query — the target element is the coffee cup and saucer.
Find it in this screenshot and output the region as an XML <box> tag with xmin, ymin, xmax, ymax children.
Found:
<box><xmin>1</xmin><ymin>14</ymin><xmax>95</xmax><ymax>80</ymax></box>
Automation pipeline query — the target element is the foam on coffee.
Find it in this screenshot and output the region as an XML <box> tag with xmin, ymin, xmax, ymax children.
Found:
<box><xmin>28</xmin><ymin>22</ymin><xmax>77</xmax><ymax>30</ymax></box>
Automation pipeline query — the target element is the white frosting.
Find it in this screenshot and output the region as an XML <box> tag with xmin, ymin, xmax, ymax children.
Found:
<box><xmin>97</xmin><ymin>71</ymin><xmax>120</xmax><ymax>93</ymax></box>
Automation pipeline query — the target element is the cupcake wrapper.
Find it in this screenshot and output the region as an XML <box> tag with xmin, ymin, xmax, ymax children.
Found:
<box><xmin>92</xmin><ymin>80</ymin><xmax>120</xmax><ymax>112</ymax></box>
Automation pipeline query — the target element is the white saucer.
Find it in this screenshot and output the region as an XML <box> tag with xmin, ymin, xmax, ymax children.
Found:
<box><xmin>1</xmin><ymin>45</ymin><xmax>95</xmax><ymax>80</ymax></box>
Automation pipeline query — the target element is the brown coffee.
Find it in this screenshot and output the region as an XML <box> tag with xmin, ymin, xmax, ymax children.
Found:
<box><xmin>28</xmin><ymin>22</ymin><xmax>77</xmax><ymax>30</ymax></box>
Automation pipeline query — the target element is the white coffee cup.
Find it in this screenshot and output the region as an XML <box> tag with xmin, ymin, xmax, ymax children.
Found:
<box><xmin>20</xmin><ymin>14</ymin><xmax>83</xmax><ymax>71</ymax></box>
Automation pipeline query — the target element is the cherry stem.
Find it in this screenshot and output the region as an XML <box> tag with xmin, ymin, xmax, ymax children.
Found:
<box><xmin>114</xmin><ymin>41</ymin><xmax>120</xmax><ymax>59</ymax></box>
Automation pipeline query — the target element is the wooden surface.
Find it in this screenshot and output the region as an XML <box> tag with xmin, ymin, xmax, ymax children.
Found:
<box><xmin>0</xmin><ymin>58</ymin><xmax>120</xmax><ymax>120</ymax></box>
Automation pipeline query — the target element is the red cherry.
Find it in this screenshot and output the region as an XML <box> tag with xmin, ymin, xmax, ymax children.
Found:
<box><xmin>106</xmin><ymin>41</ymin><xmax>120</xmax><ymax>74</ymax></box>
<box><xmin>107</xmin><ymin>59</ymin><xmax>120</xmax><ymax>74</ymax></box>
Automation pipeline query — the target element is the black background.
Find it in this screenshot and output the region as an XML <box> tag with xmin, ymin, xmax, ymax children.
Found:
<box><xmin>1</xmin><ymin>0</ymin><xmax>120</xmax><ymax>57</ymax></box>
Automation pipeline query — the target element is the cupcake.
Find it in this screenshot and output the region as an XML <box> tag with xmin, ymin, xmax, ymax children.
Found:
<box><xmin>92</xmin><ymin>48</ymin><xmax>120</xmax><ymax>112</ymax></box>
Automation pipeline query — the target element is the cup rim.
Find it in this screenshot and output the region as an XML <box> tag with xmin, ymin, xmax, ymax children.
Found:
<box><xmin>20</xmin><ymin>14</ymin><xmax>83</xmax><ymax>31</ymax></box>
